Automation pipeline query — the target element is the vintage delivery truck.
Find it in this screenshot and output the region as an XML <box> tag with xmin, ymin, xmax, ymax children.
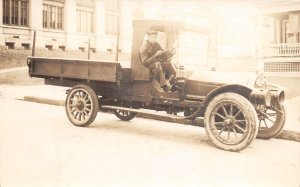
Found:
<box><xmin>27</xmin><ymin>20</ymin><xmax>285</xmax><ymax>151</ymax></box>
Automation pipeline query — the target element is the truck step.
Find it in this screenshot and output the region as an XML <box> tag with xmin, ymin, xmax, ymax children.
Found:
<box><xmin>101</xmin><ymin>105</ymin><xmax>203</xmax><ymax>123</ymax></box>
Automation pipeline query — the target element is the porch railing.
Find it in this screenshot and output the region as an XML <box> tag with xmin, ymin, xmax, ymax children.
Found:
<box><xmin>262</xmin><ymin>43</ymin><xmax>300</xmax><ymax>57</ymax></box>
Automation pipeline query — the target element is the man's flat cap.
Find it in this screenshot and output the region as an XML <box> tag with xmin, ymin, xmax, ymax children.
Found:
<box><xmin>147</xmin><ymin>30</ymin><xmax>158</xmax><ymax>35</ymax></box>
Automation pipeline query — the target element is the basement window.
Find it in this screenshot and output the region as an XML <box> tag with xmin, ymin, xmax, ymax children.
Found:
<box><xmin>107</xmin><ymin>48</ymin><xmax>112</xmax><ymax>54</ymax></box>
<box><xmin>79</xmin><ymin>47</ymin><xmax>85</xmax><ymax>52</ymax></box>
<box><xmin>45</xmin><ymin>45</ymin><xmax>53</xmax><ymax>51</ymax></box>
<box><xmin>59</xmin><ymin>45</ymin><xmax>66</xmax><ymax>51</ymax></box>
<box><xmin>5</xmin><ymin>42</ymin><xmax>15</xmax><ymax>49</ymax></box>
<box><xmin>21</xmin><ymin>43</ymin><xmax>30</xmax><ymax>50</ymax></box>
<box><xmin>90</xmin><ymin>48</ymin><xmax>96</xmax><ymax>53</ymax></box>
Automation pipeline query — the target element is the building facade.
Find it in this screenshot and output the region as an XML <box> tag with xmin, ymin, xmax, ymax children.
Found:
<box><xmin>0</xmin><ymin>0</ymin><xmax>137</xmax><ymax>55</ymax></box>
<box><xmin>6</xmin><ymin>0</ymin><xmax>298</xmax><ymax>75</ymax></box>
<box><xmin>0</xmin><ymin>0</ymin><xmax>213</xmax><ymax>69</ymax></box>
<box><xmin>255</xmin><ymin>1</ymin><xmax>300</xmax><ymax>75</ymax></box>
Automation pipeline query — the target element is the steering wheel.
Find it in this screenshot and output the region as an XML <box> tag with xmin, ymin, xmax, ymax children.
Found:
<box><xmin>157</xmin><ymin>49</ymin><xmax>176</xmax><ymax>62</ymax></box>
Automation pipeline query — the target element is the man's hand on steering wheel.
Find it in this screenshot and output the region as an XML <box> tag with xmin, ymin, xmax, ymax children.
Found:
<box><xmin>155</xmin><ymin>49</ymin><xmax>176</xmax><ymax>63</ymax></box>
<box><xmin>169</xmin><ymin>49</ymin><xmax>176</xmax><ymax>56</ymax></box>
<box><xmin>154</xmin><ymin>50</ymin><xmax>163</xmax><ymax>57</ymax></box>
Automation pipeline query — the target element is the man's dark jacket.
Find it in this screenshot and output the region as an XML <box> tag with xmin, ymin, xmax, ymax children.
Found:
<box><xmin>139</xmin><ymin>40</ymin><xmax>162</xmax><ymax>67</ymax></box>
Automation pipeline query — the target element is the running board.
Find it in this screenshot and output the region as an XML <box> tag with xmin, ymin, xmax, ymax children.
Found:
<box><xmin>101</xmin><ymin>105</ymin><xmax>204</xmax><ymax>123</ymax></box>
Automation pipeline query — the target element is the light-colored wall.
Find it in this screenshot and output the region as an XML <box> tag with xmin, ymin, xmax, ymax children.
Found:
<box><xmin>0</xmin><ymin>0</ymin><xmax>4</xmax><ymax>45</ymax></box>
<box><xmin>0</xmin><ymin>0</ymin><xmax>130</xmax><ymax>54</ymax></box>
<box><xmin>0</xmin><ymin>0</ymin><xmax>2</xmax><ymax>25</ymax></box>
<box><xmin>64</xmin><ymin>0</ymin><xmax>77</xmax><ymax>50</ymax></box>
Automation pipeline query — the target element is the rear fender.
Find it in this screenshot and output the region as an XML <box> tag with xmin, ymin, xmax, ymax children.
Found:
<box><xmin>198</xmin><ymin>84</ymin><xmax>252</xmax><ymax>117</ymax></box>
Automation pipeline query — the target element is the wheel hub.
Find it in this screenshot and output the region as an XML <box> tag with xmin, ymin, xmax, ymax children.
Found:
<box><xmin>224</xmin><ymin>116</ymin><xmax>235</xmax><ymax>129</ymax></box>
<box><xmin>258</xmin><ymin>115</ymin><xmax>265</xmax><ymax>120</ymax></box>
<box><xmin>76</xmin><ymin>100</ymin><xmax>84</xmax><ymax>111</ymax></box>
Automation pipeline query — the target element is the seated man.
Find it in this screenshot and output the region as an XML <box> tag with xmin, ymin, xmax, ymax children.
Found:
<box><xmin>139</xmin><ymin>29</ymin><xmax>174</xmax><ymax>91</ymax></box>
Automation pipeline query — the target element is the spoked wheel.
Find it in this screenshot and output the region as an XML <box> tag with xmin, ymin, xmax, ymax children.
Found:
<box><xmin>256</xmin><ymin>104</ymin><xmax>285</xmax><ymax>139</ymax></box>
<box><xmin>113</xmin><ymin>110</ymin><xmax>137</xmax><ymax>121</ymax></box>
<box><xmin>65</xmin><ymin>85</ymin><xmax>99</xmax><ymax>127</ymax></box>
<box><xmin>204</xmin><ymin>93</ymin><xmax>259</xmax><ymax>152</ymax></box>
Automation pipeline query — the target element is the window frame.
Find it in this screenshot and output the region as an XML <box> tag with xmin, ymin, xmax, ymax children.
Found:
<box><xmin>42</xmin><ymin>1</ymin><xmax>64</xmax><ymax>30</ymax></box>
<box><xmin>104</xmin><ymin>0</ymin><xmax>119</xmax><ymax>35</ymax></box>
<box><xmin>2</xmin><ymin>0</ymin><xmax>29</xmax><ymax>27</ymax></box>
<box><xmin>105</xmin><ymin>13</ymin><xmax>119</xmax><ymax>35</ymax></box>
<box><xmin>76</xmin><ymin>6</ymin><xmax>94</xmax><ymax>33</ymax></box>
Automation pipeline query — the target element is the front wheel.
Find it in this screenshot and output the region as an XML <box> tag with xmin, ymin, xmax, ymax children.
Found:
<box><xmin>65</xmin><ymin>85</ymin><xmax>99</xmax><ymax>127</ymax></box>
<box><xmin>256</xmin><ymin>104</ymin><xmax>285</xmax><ymax>139</ymax></box>
<box><xmin>204</xmin><ymin>92</ymin><xmax>259</xmax><ymax>152</ymax></box>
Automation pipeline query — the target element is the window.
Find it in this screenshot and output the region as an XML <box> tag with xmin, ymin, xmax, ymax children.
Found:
<box><xmin>177</xmin><ymin>31</ymin><xmax>209</xmax><ymax>67</ymax></box>
<box><xmin>77</xmin><ymin>0</ymin><xmax>94</xmax><ymax>33</ymax></box>
<box><xmin>45</xmin><ymin>44</ymin><xmax>53</xmax><ymax>51</ymax></box>
<box><xmin>79</xmin><ymin>47</ymin><xmax>85</xmax><ymax>52</ymax></box>
<box><xmin>21</xmin><ymin>43</ymin><xmax>30</xmax><ymax>50</ymax></box>
<box><xmin>105</xmin><ymin>14</ymin><xmax>118</xmax><ymax>35</ymax></box>
<box><xmin>20</xmin><ymin>1</ymin><xmax>28</xmax><ymax>25</ymax></box>
<box><xmin>77</xmin><ymin>10</ymin><xmax>93</xmax><ymax>33</ymax></box>
<box><xmin>3</xmin><ymin>0</ymin><xmax>29</xmax><ymax>26</ymax></box>
<box><xmin>105</xmin><ymin>0</ymin><xmax>118</xmax><ymax>11</ymax></box>
<box><xmin>59</xmin><ymin>45</ymin><xmax>65</xmax><ymax>51</ymax></box>
<box><xmin>105</xmin><ymin>0</ymin><xmax>119</xmax><ymax>35</ymax></box>
<box><xmin>43</xmin><ymin>3</ymin><xmax>64</xmax><ymax>30</ymax></box>
<box><xmin>77</xmin><ymin>0</ymin><xmax>93</xmax><ymax>7</ymax></box>
<box><xmin>5</xmin><ymin>42</ymin><xmax>14</xmax><ymax>49</ymax></box>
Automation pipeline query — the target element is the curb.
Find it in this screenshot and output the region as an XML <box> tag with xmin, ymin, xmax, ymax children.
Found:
<box><xmin>22</xmin><ymin>96</ymin><xmax>300</xmax><ymax>142</ymax></box>
<box><xmin>0</xmin><ymin>67</ymin><xmax>43</xmax><ymax>85</ymax></box>
<box><xmin>23</xmin><ymin>96</ymin><xmax>65</xmax><ymax>106</ymax></box>
<box><xmin>276</xmin><ymin>130</ymin><xmax>300</xmax><ymax>142</ymax></box>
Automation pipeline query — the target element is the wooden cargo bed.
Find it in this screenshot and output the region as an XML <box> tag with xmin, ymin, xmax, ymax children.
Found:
<box><xmin>28</xmin><ymin>56</ymin><xmax>122</xmax><ymax>82</ymax></box>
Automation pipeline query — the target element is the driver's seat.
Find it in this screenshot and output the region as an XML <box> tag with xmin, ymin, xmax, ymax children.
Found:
<box><xmin>130</xmin><ymin>33</ymin><xmax>151</xmax><ymax>81</ymax></box>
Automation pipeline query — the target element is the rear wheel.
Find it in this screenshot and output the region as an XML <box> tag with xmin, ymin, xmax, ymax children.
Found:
<box><xmin>256</xmin><ymin>104</ymin><xmax>285</xmax><ymax>139</ymax></box>
<box><xmin>204</xmin><ymin>92</ymin><xmax>259</xmax><ymax>152</ymax></box>
<box><xmin>65</xmin><ymin>85</ymin><xmax>99</xmax><ymax>127</ymax></box>
<box><xmin>113</xmin><ymin>110</ymin><xmax>137</xmax><ymax>121</ymax></box>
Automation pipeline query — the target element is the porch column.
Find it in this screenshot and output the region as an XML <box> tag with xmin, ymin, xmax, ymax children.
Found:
<box><xmin>275</xmin><ymin>18</ymin><xmax>281</xmax><ymax>44</ymax></box>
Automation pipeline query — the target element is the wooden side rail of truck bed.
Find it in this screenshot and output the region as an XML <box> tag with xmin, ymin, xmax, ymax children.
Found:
<box><xmin>27</xmin><ymin>56</ymin><xmax>122</xmax><ymax>83</ymax></box>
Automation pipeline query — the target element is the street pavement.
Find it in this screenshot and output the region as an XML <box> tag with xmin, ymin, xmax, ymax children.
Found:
<box><xmin>0</xmin><ymin>98</ymin><xmax>300</xmax><ymax>187</ymax></box>
<box><xmin>0</xmin><ymin>83</ymin><xmax>300</xmax><ymax>142</ymax></box>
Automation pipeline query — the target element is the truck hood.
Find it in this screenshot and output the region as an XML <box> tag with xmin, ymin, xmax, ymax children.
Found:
<box><xmin>186</xmin><ymin>70</ymin><xmax>257</xmax><ymax>87</ymax></box>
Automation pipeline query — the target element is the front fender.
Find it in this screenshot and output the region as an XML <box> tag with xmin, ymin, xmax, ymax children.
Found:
<box><xmin>198</xmin><ymin>84</ymin><xmax>253</xmax><ymax>117</ymax></box>
<box><xmin>266</xmin><ymin>83</ymin><xmax>285</xmax><ymax>91</ymax></box>
<box><xmin>266</xmin><ymin>84</ymin><xmax>285</xmax><ymax>105</ymax></box>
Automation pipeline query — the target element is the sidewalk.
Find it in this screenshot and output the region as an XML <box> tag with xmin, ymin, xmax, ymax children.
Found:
<box><xmin>0</xmin><ymin>84</ymin><xmax>299</xmax><ymax>142</ymax></box>
<box><xmin>0</xmin><ymin>84</ymin><xmax>66</xmax><ymax>104</ymax></box>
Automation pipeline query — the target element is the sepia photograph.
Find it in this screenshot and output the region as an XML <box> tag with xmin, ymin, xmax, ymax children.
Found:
<box><xmin>0</xmin><ymin>0</ymin><xmax>299</xmax><ymax>186</ymax></box>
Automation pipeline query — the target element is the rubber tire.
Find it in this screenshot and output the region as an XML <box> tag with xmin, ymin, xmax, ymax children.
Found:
<box><xmin>113</xmin><ymin>110</ymin><xmax>137</xmax><ymax>121</ymax></box>
<box><xmin>204</xmin><ymin>92</ymin><xmax>259</xmax><ymax>152</ymax></box>
<box><xmin>65</xmin><ymin>84</ymin><xmax>99</xmax><ymax>127</ymax></box>
<box><xmin>257</xmin><ymin>104</ymin><xmax>285</xmax><ymax>139</ymax></box>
